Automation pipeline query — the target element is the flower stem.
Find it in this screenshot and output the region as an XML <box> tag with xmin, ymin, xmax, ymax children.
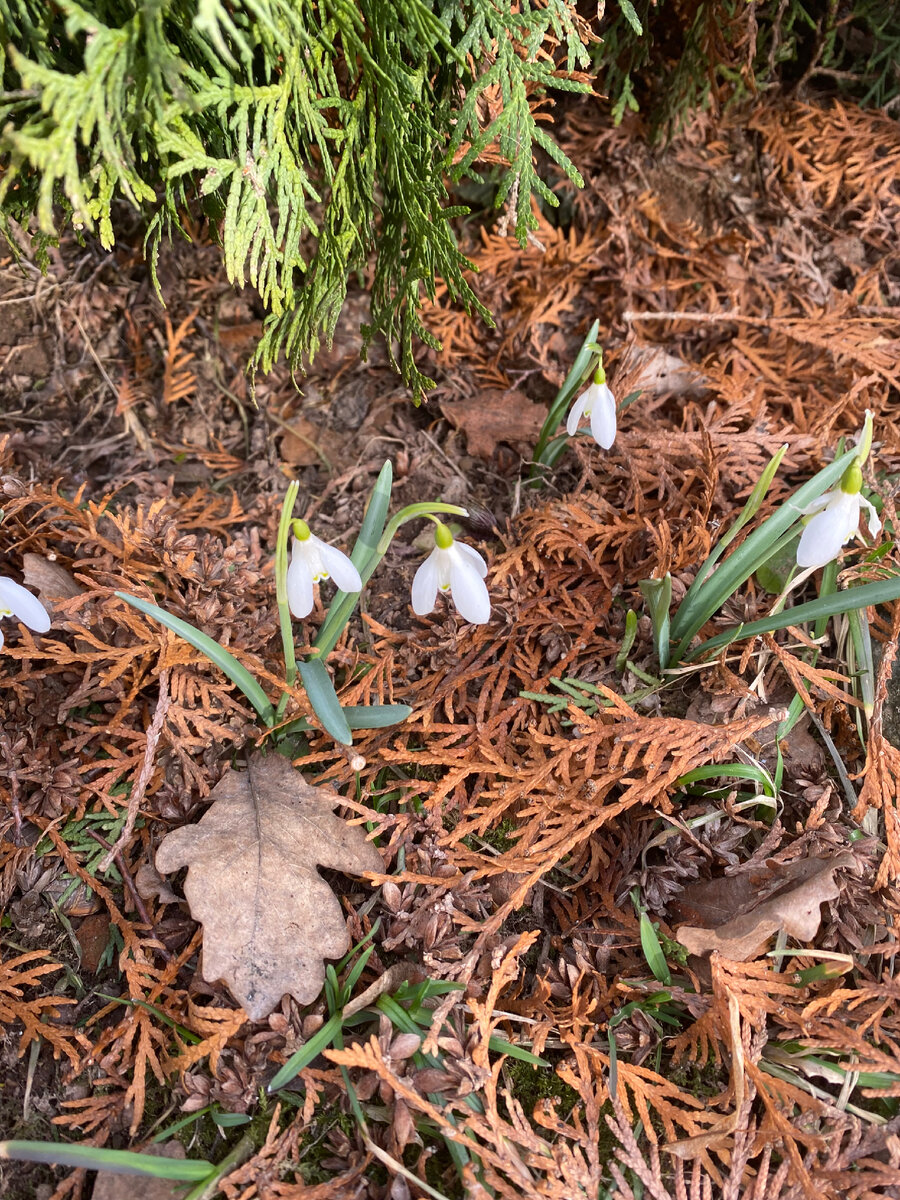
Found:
<box><xmin>375</xmin><ymin>502</ymin><xmax>469</xmax><ymax>555</ymax></box>
<box><xmin>274</xmin><ymin>482</ymin><xmax>299</xmax><ymax>706</ymax></box>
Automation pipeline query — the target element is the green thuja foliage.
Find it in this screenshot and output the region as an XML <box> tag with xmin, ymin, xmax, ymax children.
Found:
<box><xmin>0</xmin><ymin>0</ymin><xmax>594</xmax><ymax>398</ymax></box>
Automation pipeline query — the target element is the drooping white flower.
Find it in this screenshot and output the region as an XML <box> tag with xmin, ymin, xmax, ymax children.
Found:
<box><xmin>796</xmin><ymin>463</ymin><xmax>881</xmax><ymax>570</ymax></box>
<box><xmin>566</xmin><ymin>368</ymin><xmax>616</xmax><ymax>450</ymax></box>
<box><xmin>286</xmin><ymin>522</ymin><xmax>362</xmax><ymax>618</ymax></box>
<box><xmin>0</xmin><ymin>576</ymin><xmax>51</xmax><ymax>650</ymax></box>
<box><xmin>411</xmin><ymin>523</ymin><xmax>490</xmax><ymax>625</ymax></box>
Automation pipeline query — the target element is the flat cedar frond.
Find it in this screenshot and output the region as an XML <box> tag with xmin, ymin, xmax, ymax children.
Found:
<box><xmin>0</xmin><ymin>951</ymin><xmax>86</xmax><ymax>1066</ymax></box>
<box><xmin>748</xmin><ymin>99</ymin><xmax>900</xmax><ymax>215</ymax></box>
<box><xmin>162</xmin><ymin>313</ymin><xmax>198</xmax><ymax>406</ymax></box>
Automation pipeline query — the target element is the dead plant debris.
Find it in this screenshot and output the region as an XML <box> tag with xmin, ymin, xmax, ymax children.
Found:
<box><xmin>2</xmin><ymin>86</ymin><xmax>900</xmax><ymax>1200</ymax></box>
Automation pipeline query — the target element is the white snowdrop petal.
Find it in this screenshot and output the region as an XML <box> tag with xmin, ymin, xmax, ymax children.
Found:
<box><xmin>455</xmin><ymin>542</ymin><xmax>488</xmax><ymax>578</ymax></box>
<box><xmin>0</xmin><ymin>626</ymin><xmax>4</xmax><ymax>651</ymax></box>
<box><xmin>589</xmin><ymin>383</ymin><xmax>617</xmax><ymax>450</ymax></box>
<box><xmin>449</xmin><ymin>555</ymin><xmax>491</xmax><ymax>625</ymax></box>
<box><xmin>317</xmin><ymin>542</ymin><xmax>362</xmax><ymax>593</ymax></box>
<box><xmin>861</xmin><ymin>495</ymin><xmax>882</xmax><ymax>537</ymax></box>
<box><xmin>796</xmin><ymin>506</ymin><xmax>852</xmax><ymax>570</ymax></box>
<box><xmin>566</xmin><ymin>392</ymin><xmax>588</xmax><ymax>437</ymax></box>
<box><xmin>0</xmin><ymin>577</ymin><xmax>50</xmax><ymax>633</ymax></box>
<box><xmin>797</xmin><ymin>492</ymin><xmax>833</xmax><ymax>518</ymax></box>
<box><xmin>411</xmin><ymin>553</ymin><xmax>440</xmax><ymax>616</ymax></box>
<box><xmin>286</xmin><ymin>557</ymin><xmax>315</xmax><ymax>618</ymax></box>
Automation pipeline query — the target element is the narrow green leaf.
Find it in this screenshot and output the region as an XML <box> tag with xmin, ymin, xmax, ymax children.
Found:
<box><xmin>0</xmin><ymin>1141</ymin><xmax>213</xmax><ymax>1181</ymax></box>
<box><xmin>315</xmin><ymin>461</ymin><xmax>392</xmax><ymax>658</ymax></box>
<box><xmin>531</xmin><ymin>318</ymin><xmax>600</xmax><ymax>476</ymax></box>
<box><xmin>615</xmin><ymin>609</ymin><xmax>639</xmax><ymax>672</ymax></box>
<box><xmin>689</xmin><ymin>572</ymin><xmax>900</xmax><ymax>661</ymax></box>
<box><xmin>488</xmin><ymin>1036</ymin><xmax>549</xmax><ymax>1066</ymax></box>
<box><xmin>669</xmin><ymin>446</ymin><xmax>858</xmax><ymax>650</ymax></box>
<box><xmin>115</xmin><ymin>592</ymin><xmax>274</xmax><ymax>724</ymax></box>
<box><xmin>342</xmin><ymin>703</ymin><xmax>413</xmax><ymax>729</ymax></box>
<box><xmin>350</xmin><ymin>460</ymin><xmax>393</xmax><ymax>570</ymax></box>
<box><xmin>639</xmin><ymin>912</ymin><xmax>672</xmax><ymax>985</ymax></box>
<box><xmin>639</xmin><ymin>574</ymin><xmax>672</xmax><ymax>671</ymax></box>
<box><xmin>693</xmin><ymin>444</ymin><xmax>789</xmax><ymax>597</ymax></box>
<box><xmin>268</xmin><ymin>1010</ymin><xmax>345</xmax><ymax>1091</ymax></box>
<box><xmin>298</xmin><ymin>658</ymin><xmax>353</xmax><ymax>745</ymax></box>
<box><xmin>676</xmin><ymin>762</ymin><xmax>776</xmax><ymax>796</ymax></box>
<box><xmin>210</xmin><ymin>1111</ymin><xmax>251</xmax><ymax>1127</ymax></box>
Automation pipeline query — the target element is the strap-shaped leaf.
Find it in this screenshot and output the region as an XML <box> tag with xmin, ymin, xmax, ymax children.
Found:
<box><xmin>316</xmin><ymin>460</ymin><xmax>393</xmax><ymax>657</ymax></box>
<box><xmin>342</xmin><ymin>703</ymin><xmax>412</xmax><ymax>728</ymax></box>
<box><xmin>688</xmin><ymin>573</ymin><xmax>900</xmax><ymax>661</ymax></box>
<box><xmin>116</xmin><ymin>591</ymin><xmax>274</xmax><ymax>724</ymax></box>
<box><xmin>669</xmin><ymin>445</ymin><xmax>858</xmax><ymax>659</ymax></box>
<box><xmin>0</xmin><ymin>1140</ymin><xmax>213</xmax><ymax>1181</ymax></box>
<box><xmin>299</xmin><ymin>657</ymin><xmax>353</xmax><ymax>745</ymax></box>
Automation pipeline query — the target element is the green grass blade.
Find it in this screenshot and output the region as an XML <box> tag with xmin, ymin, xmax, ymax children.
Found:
<box><xmin>676</xmin><ymin>762</ymin><xmax>776</xmax><ymax>796</ymax></box>
<box><xmin>639</xmin><ymin>912</ymin><xmax>672</xmax><ymax>985</ymax></box>
<box><xmin>487</xmin><ymin>1036</ymin><xmax>549</xmax><ymax>1066</ymax></box>
<box><xmin>639</xmin><ymin>574</ymin><xmax>672</xmax><ymax>671</ymax></box>
<box><xmin>689</xmin><ymin>572</ymin><xmax>900</xmax><ymax>661</ymax></box>
<box><xmin>116</xmin><ymin>592</ymin><xmax>274</xmax><ymax>725</ymax></box>
<box><xmin>615</xmin><ymin>609</ymin><xmax>639</xmax><ymax>672</ymax></box>
<box><xmin>268</xmin><ymin>1010</ymin><xmax>345</xmax><ymax>1091</ymax></box>
<box><xmin>0</xmin><ymin>1141</ymin><xmax>213</xmax><ymax>1180</ymax></box>
<box><xmin>689</xmin><ymin>443</ymin><xmax>788</xmax><ymax>596</ymax></box>
<box><xmin>298</xmin><ymin>658</ymin><xmax>353</xmax><ymax>745</ymax></box>
<box><xmin>351</xmin><ymin>460</ymin><xmax>393</xmax><ymax>570</ymax></box>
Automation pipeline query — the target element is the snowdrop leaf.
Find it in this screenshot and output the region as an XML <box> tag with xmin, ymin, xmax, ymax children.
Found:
<box><xmin>299</xmin><ymin>657</ymin><xmax>353</xmax><ymax>745</ymax></box>
<box><xmin>115</xmin><ymin>592</ymin><xmax>274</xmax><ymax>725</ymax></box>
<box><xmin>689</xmin><ymin>572</ymin><xmax>900</xmax><ymax>661</ymax></box>
<box><xmin>342</xmin><ymin>703</ymin><xmax>413</xmax><ymax>729</ymax></box>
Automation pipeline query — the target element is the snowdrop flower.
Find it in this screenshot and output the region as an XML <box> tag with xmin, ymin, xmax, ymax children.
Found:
<box><xmin>0</xmin><ymin>577</ymin><xmax>51</xmax><ymax>650</ymax></box>
<box><xmin>796</xmin><ymin>462</ymin><xmax>881</xmax><ymax>570</ymax></box>
<box><xmin>412</xmin><ymin>523</ymin><xmax>490</xmax><ymax>625</ymax></box>
<box><xmin>286</xmin><ymin>521</ymin><xmax>362</xmax><ymax>619</ymax></box>
<box><xmin>566</xmin><ymin>365</ymin><xmax>616</xmax><ymax>449</ymax></box>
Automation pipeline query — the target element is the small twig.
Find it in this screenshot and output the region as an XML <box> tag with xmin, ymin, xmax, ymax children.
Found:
<box><xmin>364</xmin><ymin>1137</ymin><xmax>452</xmax><ymax>1200</ymax></box>
<box><xmin>86</xmin><ymin>829</ymin><xmax>173</xmax><ymax>962</ymax></box>
<box><xmin>100</xmin><ymin>668</ymin><xmax>170</xmax><ymax>871</ymax></box>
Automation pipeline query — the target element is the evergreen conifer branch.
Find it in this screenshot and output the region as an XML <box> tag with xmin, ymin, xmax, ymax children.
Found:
<box><xmin>0</xmin><ymin>0</ymin><xmax>593</xmax><ymax>399</ymax></box>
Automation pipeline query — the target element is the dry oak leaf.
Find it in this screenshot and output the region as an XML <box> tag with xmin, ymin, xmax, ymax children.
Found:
<box><xmin>440</xmin><ymin>391</ymin><xmax>547</xmax><ymax>460</ymax></box>
<box><xmin>155</xmin><ymin>753</ymin><xmax>383</xmax><ymax>1021</ymax></box>
<box><xmin>675</xmin><ymin>851</ymin><xmax>854</xmax><ymax>962</ymax></box>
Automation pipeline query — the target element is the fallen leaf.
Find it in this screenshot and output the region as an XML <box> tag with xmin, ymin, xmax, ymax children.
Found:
<box><xmin>22</xmin><ymin>553</ymin><xmax>83</xmax><ymax>600</ymax></box>
<box><xmin>135</xmin><ymin>861</ymin><xmax>181</xmax><ymax>907</ymax></box>
<box><xmin>675</xmin><ymin>852</ymin><xmax>854</xmax><ymax>961</ymax></box>
<box><xmin>155</xmin><ymin>753</ymin><xmax>383</xmax><ymax>1020</ymax></box>
<box><xmin>626</xmin><ymin>346</ymin><xmax>706</xmax><ymax>397</ymax></box>
<box><xmin>277</xmin><ymin>414</ymin><xmax>343</xmax><ymax>468</ymax></box>
<box><xmin>91</xmin><ymin>1142</ymin><xmax>187</xmax><ymax>1200</ymax></box>
<box><xmin>440</xmin><ymin>391</ymin><xmax>547</xmax><ymax>460</ymax></box>
<box><xmin>75</xmin><ymin>912</ymin><xmax>111</xmax><ymax>974</ymax></box>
